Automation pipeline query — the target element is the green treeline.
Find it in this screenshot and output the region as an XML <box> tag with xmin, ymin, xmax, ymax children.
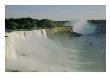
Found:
<box><xmin>5</xmin><ymin>17</ymin><xmax>106</xmax><ymax>31</ymax></box>
<box><xmin>5</xmin><ymin>17</ymin><xmax>67</xmax><ymax>30</ymax></box>
<box><xmin>87</xmin><ymin>20</ymin><xmax>106</xmax><ymax>24</ymax></box>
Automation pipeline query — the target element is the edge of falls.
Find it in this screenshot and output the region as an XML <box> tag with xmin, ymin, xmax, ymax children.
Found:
<box><xmin>5</xmin><ymin>29</ymin><xmax>47</xmax><ymax>60</ymax></box>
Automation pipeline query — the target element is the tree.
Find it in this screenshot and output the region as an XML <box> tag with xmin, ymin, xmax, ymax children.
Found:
<box><xmin>5</xmin><ymin>21</ymin><xmax>18</xmax><ymax>30</ymax></box>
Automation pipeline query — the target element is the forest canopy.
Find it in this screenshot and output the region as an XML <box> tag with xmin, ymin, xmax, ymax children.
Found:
<box><xmin>5</xmin><ymin>17</ymin><xmax>68</xmax><ymax>30</ymax></box>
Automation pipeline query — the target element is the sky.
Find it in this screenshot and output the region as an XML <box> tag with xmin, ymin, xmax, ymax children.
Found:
<box><xmin>5</xmin><ymin>5</ymin><xmax>106</xmax><ymax>21</ymax></box>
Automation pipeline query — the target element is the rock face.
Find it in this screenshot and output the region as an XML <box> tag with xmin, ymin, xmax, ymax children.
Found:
<box><xmin>5</xmin><ymin>29</ymin><xmax>47</xmax><ymax>60</ymax></box>
<box><xmin>46</xmin><ymin>27</ymin><xmax>81</xmax><ymax>39</ymax></box>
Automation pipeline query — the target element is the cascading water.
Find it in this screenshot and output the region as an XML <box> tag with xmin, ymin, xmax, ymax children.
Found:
<box><xmin>5</xmin><ymin>33</ymin><xmax>17</xmax><ymax>60</ymax></box>
<box><xmin>5</xmin><ymin>29</ymin><xmax>47</xmax><ymax>60</ymax></box>
<box><xmin>5</xmin><ymin>27</ymin><xmax>106</xmax><ymax>72</ymax></box>
<box><xmin>72</xmin><ymin>19</ymin><xmax>96</xmax><ymax>35</ymax></box>
<box><xmin>6</xmin><ymin>29</ymin><xmax>75</xmax><ymax>72</ymax></box>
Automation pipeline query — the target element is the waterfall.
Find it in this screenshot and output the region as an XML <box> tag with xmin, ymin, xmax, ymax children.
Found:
<box><xmin>5</xmin><ymin>33</ymin><xmax>17</xmax><ymax>60</ymax></box>
<box><xmin>5</xmin><ymin>29</ymin><xmax>47</xmax><ymax>60</ymax></box>
<box><xmin>72</xmin><ymin>19</ymin><xmax>96</xmax><ymax>34</ymax></box>
<box><xmin>5</xmin><ymin>28</ymin><xmax>74</xmax><ymax>72</ymax></box>
<box><xmin>5</xmin><ymin>28</ymin><xmax>105</xmax><ymax>72</ymax></box>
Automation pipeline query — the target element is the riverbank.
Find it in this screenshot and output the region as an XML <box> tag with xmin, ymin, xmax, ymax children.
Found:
<box><xmin>46</xmin><ymin>27</ymin><xmax>81</xmax><ymax>40</ymax></box>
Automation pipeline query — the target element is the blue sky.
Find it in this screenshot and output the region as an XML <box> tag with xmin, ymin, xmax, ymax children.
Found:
<box><xmin>5</xmin><ymin>5</ymin><xmax>106</xmax><ymax>21</ymax></box>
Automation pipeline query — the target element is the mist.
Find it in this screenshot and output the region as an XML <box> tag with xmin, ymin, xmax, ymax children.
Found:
<box><xmin>6</xmin><ymin>30</ymin><xmax>78</xmax><ymax>72</ymax></box>
<box><xmin>72</xmin><ymin>19</ymin><xmax>96</xmax><ymax>35</ymax></box>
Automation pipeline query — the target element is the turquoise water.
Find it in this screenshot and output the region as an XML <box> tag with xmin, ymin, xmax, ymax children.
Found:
<box><xmin>59</xmin><ymin>34</ymin><xmax>106</xmax><ymax>72</ymax></box>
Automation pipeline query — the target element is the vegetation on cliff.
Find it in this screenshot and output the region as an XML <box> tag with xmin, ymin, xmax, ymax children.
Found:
<box><xmin>46</xmin><ymin>27</ymin><xmax>81</xmax><ymax>40</ymax></box>
<box><xmin>5</xmin><ymin>17</ymin><xmax>67</xmax><ymax>30</ymax></box>
<box><xmin>88</xmin><ymin>20</ymin><xmax>106</xmax><ymax>24</ymax></box>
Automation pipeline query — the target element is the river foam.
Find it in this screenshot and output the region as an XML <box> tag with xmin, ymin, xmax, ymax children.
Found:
<box><xmin>5</xmin><ymin>28</ymin><xmax>106</xmax><ymax>72</ymax></box>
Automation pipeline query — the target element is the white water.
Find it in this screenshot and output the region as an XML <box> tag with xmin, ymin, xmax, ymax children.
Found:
<box><xmin>5</xmin><ymin>29</ymin><xmax>47</xmax><ymax>60</ymax></box>
<box><xmin>6</xmin><ymin>29</ymin><xmax>75</xmax><ymax>72</ymax></box>
<box><xmin>5</xmin><ymin>27</ymin><xmax>106</xmax><ymax>72</ymax></box>
<box><xmin>73</xmin><ymin>19</ymin><xmax>96</xmax><ymax>34</ymax></box>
